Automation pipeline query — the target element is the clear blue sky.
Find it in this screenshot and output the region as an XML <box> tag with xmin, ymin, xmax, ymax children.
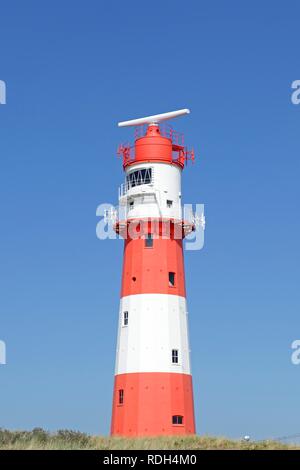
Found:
<box><xmin>0</xmin><ymin>0</ymin><xmax>300</xmax><ymax>440</ymax></box>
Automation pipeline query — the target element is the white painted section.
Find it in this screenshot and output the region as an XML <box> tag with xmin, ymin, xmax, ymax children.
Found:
<box><xmin>115</xmin><ymin>294</ymin><xmax>191</xmax><ymax>375</ymax></box>
<box><xmin>119</xmin><ymin>162</ymin><xmax>182</xmax><ymax>220</ymax></box>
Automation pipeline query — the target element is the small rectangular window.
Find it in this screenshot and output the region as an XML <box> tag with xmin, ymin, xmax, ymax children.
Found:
<box><xmin>169</xmin><ymin>272</ymin><xmax>175</xmax><ymax>287</ymax></box>
<box><xmin>118</xmin><ymin>389</ymin><xmax>124</xmax><ymax>405</ymax></box>
<box><xmin>172</xmin><ymin>415</ymin><xmax>183</xmax><ymax>425</ymax></box>
<box><xmin>123</xmin><ymin>311</ymin><xmax>128</xmax><ymax>326</ymax></box>
<box><xmin>129</xmin><ymin>200</ymin><xmax>134</xmax><ymax>209</ymax></box>
<box><xmin>145</xmin><ymin>234</ymin><xmax>153</xmax><ymax>248</ymax></box>
<box><xmin>166</xmin><ymin>200</ymin><xmax>173</xmax><ymax>208</ymax></box>
<box><xmin>172</xmin><ymin>349</ymin><xmax>179</xmax><ymax>364</ymax></box>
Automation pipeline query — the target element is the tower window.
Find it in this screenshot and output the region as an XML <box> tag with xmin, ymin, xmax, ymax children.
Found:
<box><xmin>172</xmin><ymin>415</ymin><xmax>183</xmax><ymax>425</ymax></box>
<box><xmin>166</xmin><ymin>199</ymin><xmax>173</xmax><ymax>208</ymax></box>
<box><xmin>172</xmin><ymin>349</ymin><xmax>179</xmax><ymax>364</ymax></box>
<box><xmin>118</xmin><ymin>389</ymin><xmax>124</xmax><ymax>405</ymax></box>
<box><xmin>145</xmin><ymin>234</ymin><xmax>153</xmax><ymax>248</ymax></box>
<box><xmin>169</xmin><ymin>272</ymin><xmax>175</xmax><ymax>287</ymax></box>
<box><xmin>123</xmin><ymin>311</ymin><xmax>128</xmax><ymax>326</ymax></box>
<box><xmin>126</xmin><ymin>168</ymin><xmax>152</xmax><ymax>188</ymax></box>
<box><xmin>129</xmin><ymin>200</ymin><xmax>134</xmax><ymax>209</ymax></box>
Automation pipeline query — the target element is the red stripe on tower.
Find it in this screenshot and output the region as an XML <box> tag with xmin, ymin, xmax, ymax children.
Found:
<box><xmin>110</xmin><ymin>109</ymin><xmax>196</xmax><ymax>436</ymax></box>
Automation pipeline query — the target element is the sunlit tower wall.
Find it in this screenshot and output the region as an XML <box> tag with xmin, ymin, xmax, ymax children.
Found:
<box><xmin>111</xmin><ymin>110</ymin><xmax>196</xmax><ymax>436</ymax></box>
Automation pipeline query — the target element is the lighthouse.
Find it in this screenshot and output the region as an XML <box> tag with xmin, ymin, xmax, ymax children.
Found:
<box><xmin>110</xmin><ymin>109</ymin><xmax>196</xmax><ymax>436</ymax></box>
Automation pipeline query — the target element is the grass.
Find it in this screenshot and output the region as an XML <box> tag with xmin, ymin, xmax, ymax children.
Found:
<box><xmin>0</xmin><ymin>429</ymin><xmax>298</xmax><ymax>450</ymax></box>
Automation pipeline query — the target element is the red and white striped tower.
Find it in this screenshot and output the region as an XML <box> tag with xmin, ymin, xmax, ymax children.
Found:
<box><xmin>111</xmin><ymin>110</ymin><xmax>196</xmax><ymax>436</ymax></box>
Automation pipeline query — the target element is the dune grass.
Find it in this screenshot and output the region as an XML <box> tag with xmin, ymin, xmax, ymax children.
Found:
<box><xmin>0</xmin><ymin>428</ymin><xmax>298</xmax><ymax>450</ymax></box>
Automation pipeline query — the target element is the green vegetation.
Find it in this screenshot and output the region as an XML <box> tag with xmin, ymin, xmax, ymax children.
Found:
<box><xmin>0</xmin><ymin>428</ymin><xmax>297</xmax><ymax>450</ymax></box>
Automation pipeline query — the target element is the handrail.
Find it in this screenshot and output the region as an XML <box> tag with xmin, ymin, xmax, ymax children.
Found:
<box><xmin>118</xmin><ymin>124</ymin><xmax>194</xmax><ymax>168</ymax></box>
<box><xmin>134</xmin><ymin>124</ymin><xmax>184</xmax><ymax>146</ymax></box>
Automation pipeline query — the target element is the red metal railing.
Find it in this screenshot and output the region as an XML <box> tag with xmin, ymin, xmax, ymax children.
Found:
<box><xmin>117</xmin><ymin>143</ymin><xmax>135</xmax><ymax>166</ymax></box>
<box><xmin>134</xmin><ymin>124</ymin><xmax>184</xmax><ymax>146</ymax></box>
<box><xmin>118</xmin><ymin>125</ymin><xmax>195</xmax><ymax>168</ymax></box>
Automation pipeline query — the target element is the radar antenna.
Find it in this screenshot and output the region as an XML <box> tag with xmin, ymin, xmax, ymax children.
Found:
<box><xmin>118</xmin><ymin>108</ymin><xmax>190</xmax><ymax>127</ymax></box>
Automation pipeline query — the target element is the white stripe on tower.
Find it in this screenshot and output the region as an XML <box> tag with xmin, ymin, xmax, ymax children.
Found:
<box><xmin>115</xmin><ymin>294</ymin><xmax>191</xmax><ymax>375</ymax></box>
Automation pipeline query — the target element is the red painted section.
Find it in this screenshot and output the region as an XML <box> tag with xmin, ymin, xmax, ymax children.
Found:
<box><xmin>134</xmin><ymin>125</ymin><xmax>173</xmax><ymax>165</ymax></box>
<box><xmin>120</xmin><ymin>125</ymin><xmax>189</xmax><ymax>169</ymax></box>
<box><xmin>111</xmin><ymin>373</ymin><xmax>195</xmax><ymax>436</ymax></box>
<box><xmin>121</xmin><ymin>229</ymin><xmax>186</xmax><ymax>298</ymax></box>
